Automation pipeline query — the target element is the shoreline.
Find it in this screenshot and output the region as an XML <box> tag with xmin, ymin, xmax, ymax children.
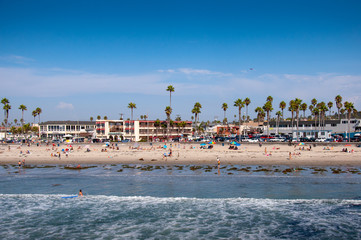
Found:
<box><xmin>0</xmin><ymin>142</ymin><xmax>360</xmax><ymax>167</ymax></box>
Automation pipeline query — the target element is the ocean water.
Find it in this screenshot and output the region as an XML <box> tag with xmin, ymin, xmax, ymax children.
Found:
<box><xmin>1</xmin><ymin>164</ymin><xmax>361</xmax><ymax>239</ymax></box>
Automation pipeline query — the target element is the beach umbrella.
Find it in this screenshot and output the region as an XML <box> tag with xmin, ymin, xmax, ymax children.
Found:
<box><xmin>230</xmin><ymin>141</ymin><xmax>238</xmax><ymax>145</ymax></box>
<box><xmin>298</xmin><ymin>142</ymin><xmax>305</xmax><ymax>146</ymax></box>
<box><xmin>235</xmin><ymin>142</ymin><xmax>241</xmax><ymax>146</ymax></box>
<box><xmin>200</xmin><ymin>143</ymin><xmax>207</xmax><ymax>146</ymax></box>
<box><xmin>163</xmin><ymin>145</ymin><xmax>167</xmax><ymax>149</ymax></box>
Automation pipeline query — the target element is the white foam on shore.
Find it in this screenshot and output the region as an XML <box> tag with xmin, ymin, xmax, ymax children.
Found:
<box><xmin>1</xmin><ymin>194</ymin><xmax>360</xmax><ymax>239</ymax></box>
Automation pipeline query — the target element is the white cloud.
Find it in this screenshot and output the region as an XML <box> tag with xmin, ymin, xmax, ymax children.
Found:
<box><xmin>56</xmin><ymin>102</ymin><xmax>74</xmax><ymax>110</ymax></box>
<box><xmin>0</xmin><ymin>55</ymin><xmax>35</xmax><ymax>64</ymax></box>
<box><xmin>0</xmin><ymin>67</ymin><xmax>168</xmax><ymax>97</ymax></box>
<box><xmin>158</xmin><ymin>68</ymin><xmax>232</xmax><ymax>77</ymax></box>
<box><xmin>0</xmin><ymin>66</ymin><xmax>360</xmax><ymax>110</ymax></box>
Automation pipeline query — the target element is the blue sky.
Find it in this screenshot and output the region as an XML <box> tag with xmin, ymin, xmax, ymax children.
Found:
<box><xmin>1</xmin><ymin>0</ymin><xmax>361</xmax><ymax>123</ymax></box>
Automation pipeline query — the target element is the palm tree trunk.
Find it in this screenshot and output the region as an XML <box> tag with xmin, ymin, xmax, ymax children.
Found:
<box><xmin>296</xmin><ymin>111</ymin><xmax>299</xmax><ymax>141</ymax></box>
<box><xmin>267</xmin><ymin>111</ymin><xmax>270</xmax><ymax>136</ymax></box>
<box><xmin>238</xmin><ymin>108</ymin><xmax>241</xmax><ymax>136</ymax></box>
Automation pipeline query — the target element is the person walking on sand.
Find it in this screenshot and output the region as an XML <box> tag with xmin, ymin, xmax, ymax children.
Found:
<box><xmin>289</xmin><ymin>152</ymin><xmax>292</xmax><ymax>160</ymax></box>
<box><xmin>217</xmin><ymin>157</ymin><xmax>221</xmax><ymax>175</ymax></box>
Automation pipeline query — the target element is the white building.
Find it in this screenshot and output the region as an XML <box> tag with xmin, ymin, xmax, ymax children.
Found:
<box><xmin>267</xmin><ymin>118</ymin><xmax>361</xmax><ymax>139</ymax></box>
<box><xmin>96</xmin><ymin>120</ymin><xmax>193</xmax><ymax>141</ymax></box>
<box><xmin>39</xmin><ymin>121</ymin><xmax>96</xmax><ymax>140</ymax></box>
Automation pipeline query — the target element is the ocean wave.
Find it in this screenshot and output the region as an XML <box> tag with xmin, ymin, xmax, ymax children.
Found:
<box><xmin>1</xmin><ymin>194</ymin><xmax>360</xmax><ymax>239</ymax></box>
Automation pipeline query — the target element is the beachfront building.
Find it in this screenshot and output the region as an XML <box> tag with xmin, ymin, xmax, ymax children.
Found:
<box><xmin>95</xmin><ymin>119</ymin><xmax>193</xmax><ymax>141</ymax></box>
<box><xmin>214</xmin><ymin>121</ymin><xmax>263</xmax><ymax>137</ymax></box>
<box><xmin>39</xmin><ymin>121</ymin><xmax>96</xmax><ymax>140</ymax></box>
<box><xmin>267</xmin><ymin>118</ymin><xmax>361</xmax><ymax>139</ymax></box>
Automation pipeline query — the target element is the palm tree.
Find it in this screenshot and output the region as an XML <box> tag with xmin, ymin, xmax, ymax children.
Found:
<box><xmin>311</xmin><ymin>98</ymin><xmax>318</xmax><ymax>107</ymax></box>
<box><xmin>104</xmin><ymin>116</ymin><xmax>108</xmax><ymax>120</ymax></box>
<box><xmin>344</xmin><ymin>101</ymin><xmax>355</xmax><ymax>142</ymax></box>
<box><xmin>97</xmin><ymin>115</ymin><xmax>101</xmax><ymax>120</ymax></box>
<box><xmin>244</xmin><ymin>97</ymin><xmax>251</xmax><ymax>121</ymax></box>
<box><xmin>267</xmin><ymin>96</ymin><xmax>273</xmax><ymax>103</ymax></box>
<box><xmin>1</xmin><ymin>98</ymin><xmax>9</xmax><ymax>120</ymax></box>
<box><xmin>234</xmin><ymin>99</ymin><xmax>244</xmax><ymax>135</ymax></box>
<box><xmin>293</xmin><ymin>98</ymin><xmax>302</xmax><ymax>141</ymax></box>
<box><xmin>90</xmin><ymin>117</ymin><xmax>93</xmax><ymax>122</ymax></box>
<box><xmin>154</xmin><ymin>119</ymin><xmax>161</xmax><ymax>138</ymax></box>
<box><xmin>340</xmin><ymin>108</ymin><xmax>345</xmax><ymax>118</ymax></box>
<box><xmin>165</xmin><ymin>106</ymin><xmax>172</xmax><ymax>140</ymax></box>
<box><xmin>288</xmin><ymin>100</ymin><xmax>295</xmax><ymax>133</ymax></box>
<box><xmin>279</xmin><ymin>101</ymin><xmax>286</xmax><ymax>120</ymax></box>
<box><xmin>3</xmin><ymin>103</ymin><xmax>11</xmax><ymax>138</ymax></box>
<box><xmin>313</xmin><ymin>107</ymin><xmax>319</xmax><ymax>131</ymax></box>
<box><xmin>194</xmin><ymin>102</ymin><xmax>202</xmax><ymax>122</ymax></box>
<box><xmin>300</xmin><ymin>103</ymin><xmax>308</xmax><ymax>119</ymax></box>
<box><xmin>318</xmin><ymin>102</ymin><xmax>328</xmax><ymax>131</ymax></box>
<box><xmin>35</xmin><ymin>107</ymin><xmax>42</xmax><ymax>123</ymax></box>
<box><xmin>275</xmin><ymin>111</ymin><xmax>282</xmax><ymax>135</ymax></box>
<box><xmin>32</xmin><ymin>110</ymin><xmax>37</xmax><ymax>124</ymax></box>
<box><xmin>23</xmin><ymin>123</ymin><xmax>31</xmax><ymax>134</ymax></box>
<box><xmin>255</xmin><ymin>107</ymin><xmax>264</xmax><ymax>127</ymax></box>
<box><xmin>353</xmin><ymin>108</ymin><xmax>358</xmax><ymax>118</ymax></box>
<box><xmin>308</xmin><ymin>105</ymin><xmax>314</xmax><ymax>121</ymax></box>
<box><xmin>192</xmin><ymin>106</ymin><xmax>201</xmax><ymax>136</ymax></box>
<box><xmin>335</xmin><ymin>95</ymin><xmax>343</xmax><ymax>119</ymax></box>
<box><xmin>222</xmin><ymin>103</ymin><xmax>228</xmax><ymax>124</ymax></box>
<box><xmin>327</xmin><ymin>101</ymin><xmax>333</xmax><ymax>118</ymax></box>
<box><xmin>127</xmin><ymin>102</ymin><xmax>136</xmax><ymax>120</ymax></box>
<box><xmin>166</xmin><ymin>85</ymin><xmax>175</xmax><ymax>108</ymax></box>
<box><xmin>18</xmin><ymin>104</ymin><xmax>27</xmax><ymax>125</ymax></box>
<box><xmin>263</xmin><ymin>101</ymin><xmax>273</xmax><ymax>136</ymax></box>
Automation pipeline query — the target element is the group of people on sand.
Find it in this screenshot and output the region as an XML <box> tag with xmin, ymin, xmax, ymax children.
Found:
<box><xmin>228</xmin><ymin>145</ymin><xmax>238</xmax><ymax>150</ymax></box>
<box><xmin>163</xmin><ymin>148</ymin><xmax>173</xmax><ymax>159</ymax></box>
<box><xmin>18</xmin><ymin>159</ymin><xmax>25</xmax><ymax>167</ymax></box>
<box><xmin>342</xmin><ymin>148</ymin><xmax>354</xmax><ymax>153</ymax></box>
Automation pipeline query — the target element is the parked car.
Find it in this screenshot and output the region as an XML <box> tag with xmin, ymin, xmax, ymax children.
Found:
<box><xmin>315</xmin><ymin>138</ymin><xmax>326</xmax><ymax>142</ymax></box>
<box><xmin>121</xmin><ymin>139</ymin><xmax>130</xmax><ymax>143</ymax></box>
<box><xmin>247</xmin><ymin>138</ymin><xmax>259</xmax><ymax>143</ymax></box>
<box><xmin>269</xmin><ymin>137</ymin><xmax>285</xmax><ymax>142</ymax></box>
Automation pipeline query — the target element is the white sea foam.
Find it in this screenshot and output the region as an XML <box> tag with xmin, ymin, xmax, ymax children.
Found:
<box><xmin>1</xmin><ymin>194</ymin><xmax>360</xmax><ymax>239</ymax></box>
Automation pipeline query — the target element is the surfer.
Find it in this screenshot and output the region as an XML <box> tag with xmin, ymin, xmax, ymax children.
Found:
<box><xmin>78</xmin><ymin>189</ymin><xmax>83</xmax><ymax>196</ymax></box>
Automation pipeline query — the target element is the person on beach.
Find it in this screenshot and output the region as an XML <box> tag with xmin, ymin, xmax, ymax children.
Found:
<box><xmin>289</xmin><ymin>152</ymin><xmax>292</xmax><ymax>160</ymax></box>
<box><xmin>18</xmin><ymin>160</ymin><xmax>22</xmax><ymax>167</ymax></box>
<box><xmin>78</xmin><ymin>189</ymin><xmax>83</xmax><ymax>196</ymax></box>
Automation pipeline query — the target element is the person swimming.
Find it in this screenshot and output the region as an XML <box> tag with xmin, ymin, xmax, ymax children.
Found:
<box><xmin>78</xmin><ymin>189</ymin><xmax>83</xmax><ymax>196</ymax></box>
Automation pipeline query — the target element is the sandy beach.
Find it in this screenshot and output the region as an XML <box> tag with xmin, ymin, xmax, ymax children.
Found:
<box><xmin>0</xmin><ymin>142</ymin><xmax>360</xmax><ymax>167</ymax></box>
